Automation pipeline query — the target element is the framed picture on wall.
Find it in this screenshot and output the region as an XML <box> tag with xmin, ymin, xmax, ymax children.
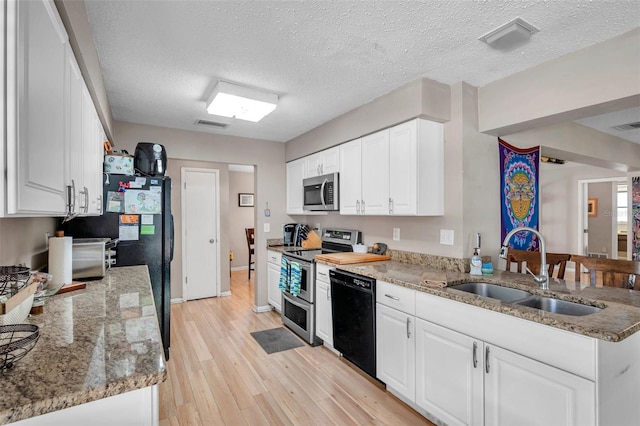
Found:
<box><xmin>239</xmin><ymin>193</ymin><xmax>254</xmax><ymax>207</ymax></box>
<box><xmin>588</xmin><ymin>198</ymin><xmax>598</xmax><ymax>217</ymax></box>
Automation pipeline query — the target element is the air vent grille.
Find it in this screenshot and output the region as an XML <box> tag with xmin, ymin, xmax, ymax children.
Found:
<box><xmin>194</xmin><ymin>119</ymin><xmax>229</xmax><ymax>129</ymax></box>
<box><xmin>612</xmin><ymin>121</ymin><xmax>640</xmax><ymax>131</ymax></box>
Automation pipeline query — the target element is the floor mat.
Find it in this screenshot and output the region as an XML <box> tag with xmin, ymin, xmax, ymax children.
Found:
<box><xmin>250</xmin><ymin>327</ymin><xmax>304</xmax><ymax>354</ymax></box>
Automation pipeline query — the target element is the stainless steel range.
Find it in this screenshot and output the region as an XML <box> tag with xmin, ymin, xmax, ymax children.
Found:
<box><xmin>280</xmin><ymin>228</ymin><xmax>361</xmax><ymax>345</ymax></box>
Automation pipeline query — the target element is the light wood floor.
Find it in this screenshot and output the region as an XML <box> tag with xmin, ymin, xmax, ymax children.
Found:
<box><xmin>159</xmin><ymin>270</ymin><xmax>433</xmax><ymax>425</ymax></box>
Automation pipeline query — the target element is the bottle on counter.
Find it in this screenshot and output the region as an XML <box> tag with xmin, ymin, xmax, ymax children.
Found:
<box><xmin>470</xmin><ymin>248</ymin><xmax>483</xmax><ymax>275</ymax></box>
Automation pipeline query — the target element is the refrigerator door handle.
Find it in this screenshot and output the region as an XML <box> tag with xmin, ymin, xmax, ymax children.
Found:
<box><xmin>170</xmin><ymin>214</ymin><xmax>175</xmax><ymax>262</ymax></box>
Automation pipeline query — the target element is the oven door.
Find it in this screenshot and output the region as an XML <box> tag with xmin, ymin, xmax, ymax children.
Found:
<box><xmin>281</xmin><ymin>292</ymin><xmax>314</xmax><ymax>344</ymax></box>
<box><xmin>282</xmin><ymin>256</ymin><xmax>314</xmax><ymax>304</ymax></box>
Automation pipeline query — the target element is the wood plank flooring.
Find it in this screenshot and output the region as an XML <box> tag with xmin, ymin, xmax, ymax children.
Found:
<box><xmin>159</xmin><ymin>270</ymin><xmax>433</xmax><ymax>425</ymax></box>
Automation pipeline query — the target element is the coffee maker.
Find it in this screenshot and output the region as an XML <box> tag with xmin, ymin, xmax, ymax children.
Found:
<box><xmin>283</xmin><ymin>223</ymin><xmax>299</xmax><ymax>246</ymax></box>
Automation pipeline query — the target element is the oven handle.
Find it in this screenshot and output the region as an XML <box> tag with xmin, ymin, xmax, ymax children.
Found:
<box><xmin>283</xmin><ymin>292</ymin><xmax>311</xmax><ymax>310</ymax></box>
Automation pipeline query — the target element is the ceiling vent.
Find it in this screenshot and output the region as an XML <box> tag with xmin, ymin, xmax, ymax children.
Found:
<box><xmin>611</xmin><ymin>121</ymin><xmax>640</xmax><ymax>131</ymax></box>
<box><xmin>194</xmin><ymin>119</ymin><xmax>229</xmax><ymax>129</ymax></box>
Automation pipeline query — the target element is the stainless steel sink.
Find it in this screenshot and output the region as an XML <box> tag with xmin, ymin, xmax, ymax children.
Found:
<box><xmin>450</xmin><ymin>282</ymin><xmax>531</xmax><ymax>303</ymax></box>
<box><xmin>513</xmin><ymin>296</ymin><xmax>602</xmax><ymax>316</ymax></box>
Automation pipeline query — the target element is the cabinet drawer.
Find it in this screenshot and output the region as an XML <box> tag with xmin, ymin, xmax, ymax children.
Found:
<box><xmin>267</xmin><ymin>250</ymin><xmax>282</xmax><ymax>265</ymax></box>
<box><xmin>316</xmin><ymin>263</ymin><xmax>333</xmax><ymax>283</ymax></box>
<box><xmin>377</xmin><ymin>280</ymin><xmax>415</xmax><ymax>315</ymax></box>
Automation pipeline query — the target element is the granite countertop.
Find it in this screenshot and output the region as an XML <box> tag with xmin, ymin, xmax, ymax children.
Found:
<box><xmin>0</xmin><ymin>266</ymin><xmax>167</xmax><ymax>425</ymax></box>
<box><xmin>319</xmin><ymin>259</ymin><xmax>640</xmax><ymax>343</ymax></box>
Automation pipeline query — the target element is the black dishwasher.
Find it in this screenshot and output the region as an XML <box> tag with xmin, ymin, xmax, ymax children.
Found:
<box><xmin>330</xmin><ymin>269</ymin><xmax>376</xmax><ymax>378</ymax></box>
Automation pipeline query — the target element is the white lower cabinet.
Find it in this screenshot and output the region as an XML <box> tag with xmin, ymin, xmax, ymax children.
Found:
<box><xmin>315</xmin><ymin>264</ymin><xmax>333</xmax><ymax>347</ymax></box>
<box><xmin>376</xmin><ymin>303</ymin><xmax>415</xmax><ymax>402</ymax></box>
<box><xmin>376</xmin><ymin>280</ymin><xmax>416</xmax><ymax>402</ymax></box>
<box><xmin>415</xmin><ymin>319</ymin><xmax>483</xmax><ymax>426</ymax></box>
<box><xmin>266</xmin><ymin>250</ymin><xmax>282</xmax><ymax>312</ymax></box>
<box><xmin>484</xmin><ymin>344</ymin><xmax>595</xmax><ymax>426</ymax></box>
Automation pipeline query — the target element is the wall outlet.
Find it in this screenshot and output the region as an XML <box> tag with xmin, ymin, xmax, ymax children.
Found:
<box><xmin>264</xmin><ymin>223</ymin><xmax>270</xmax><ymax>233</ymax></box>
<box><xmin>440</xmin><ymin>229</ymin><xmax>454</xmax><ymax>246</ymax></box>
<box><xmin>393</xmin><ymin>228</ymin><xmax>400</xmax><ymax>241</ymax></box>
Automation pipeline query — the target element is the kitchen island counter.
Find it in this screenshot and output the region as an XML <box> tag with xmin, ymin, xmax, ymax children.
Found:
<box><xmin>0</xmin><ymin>265</ymin><xmax>166</xmax><ymax>425</ymax></box>
<box><xmin>317</xmin><ymin>258</ymin><xmax>640</xmax><ymax>342</ymax></box>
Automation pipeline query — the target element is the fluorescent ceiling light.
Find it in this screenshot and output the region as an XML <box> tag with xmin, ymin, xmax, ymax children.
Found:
<box><xmin>206</xmin><ymin>81</ymin><xmax>278</xmax><ymax>122</ymax></box>
<box><xmin>479</xmin><ymin>17</ymin><xmax>539</xmax><ymax>49</ymax></box>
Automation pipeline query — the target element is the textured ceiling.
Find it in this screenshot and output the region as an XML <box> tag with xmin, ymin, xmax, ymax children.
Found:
<box><xmin>85</xmin><ymin>0</ymin><xmax>640</xmax><ymax>143</ymax></box>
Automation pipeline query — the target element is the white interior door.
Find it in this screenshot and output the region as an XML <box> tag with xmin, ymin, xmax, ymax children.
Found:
<box><xmin>182</xmin><ymin>168</ymin><xmax>219</xmax><ymax>300</ymax></box>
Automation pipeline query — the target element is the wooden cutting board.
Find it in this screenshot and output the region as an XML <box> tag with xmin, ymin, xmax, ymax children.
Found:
<box><xmin>314</xmin><ymin>252</ymin><xmax>391</xmax><ymax>265</ymax></box>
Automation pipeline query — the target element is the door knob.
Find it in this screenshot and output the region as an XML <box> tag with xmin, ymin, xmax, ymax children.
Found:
<box><xmin>209</xmin><ymin>239</ymin><xmax>215</xmax><ymax>244</ymax></box>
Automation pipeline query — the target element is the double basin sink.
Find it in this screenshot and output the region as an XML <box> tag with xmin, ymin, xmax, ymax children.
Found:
<box><xmin>450</xmin><ymin>282</ymin><xmax>602</xmax><ymax>316</ymax></box>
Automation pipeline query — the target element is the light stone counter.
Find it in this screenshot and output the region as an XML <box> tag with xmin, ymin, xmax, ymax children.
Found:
<box><xmin>0</xmin><ymin>266</ymin><xmax>166</xmax><ymax>424</ymax></box>
<box><xmin>318</xmin><ymin>259</ymin><xmax>640</xmax><ymax>342</ymax></box>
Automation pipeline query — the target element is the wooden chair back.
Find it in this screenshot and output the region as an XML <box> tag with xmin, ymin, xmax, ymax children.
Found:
<box><xmin>570</xmin><ymin>255</ymin><xmax>640</xmax><ymax>290</ymax></box>
<box><xmin>506</xmin><ymin>249</ymin><xmax>571</xmax><ymax>279</ymax></box>
<box><xmin>245</xmin><ymin>228</ymin><xmax>255</xmax><ymax>278</ymax></box>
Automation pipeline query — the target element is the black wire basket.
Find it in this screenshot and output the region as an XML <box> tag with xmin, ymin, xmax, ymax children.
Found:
<box><xmin>0</xmin><ymin>324</ymin><xmax>40</xmax><ymax>370</ymax></box>
<box><xmin>0</xmin><ymin>266</ymin><xmax>30</xmax><ymax>297</ymax></box>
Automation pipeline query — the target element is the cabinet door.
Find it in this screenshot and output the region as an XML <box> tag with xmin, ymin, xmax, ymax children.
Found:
<box><xmin>320</xmin><ymin>146</ymin><xmax>340</xmax><ymax>174</ymax></box>
<box><xmin>267</xmin><ymin>262</ymin><xmax>282</xmax><ymax>312</ymax></box>
<box><xmin>484</xmin><ymin>344</ymin><xmax>595</xmax><ymax>426</ymax></box>
<box><xmin>361</xmin><ymin>130</ymin><xmax>389</xmax><ymax>215</ymax></box>
<box><xmin>82</xmin><ymin>84</ymin><xmax>103</xmax><ymax>216</ymax></box>
<box><xmin>304</xmin><ymin>152</ymin><xmax>322</xmax><ymax>178</ymax></box>
<box><xmin>339</xmin><ymin>139</ymin><xmax>362</xmax><ymax>215</ymax></box>
<box><xmin>65</xmin><ymin>46</ymin><xmax>83</xmax><ymax>215</ymax></box>
<box><xmin>389</xmin><ymin>120</ymin><xmax>418</xmax><ymax>215</ymax></box>
<box><xmin>315</xmin><ymin>280</ymin><xmax>333</xmax><ymax>346</ymax></box>
<box><xmin>376</xmin><ymin>303</ymin><xmax>415</xmax><ymax>402</ymax></box>
<box><xmin>6</xmin><ymin>0</ymin><xmax>69</xmax><ymax>215</ymax></box>
<box><xmin>286</xmin><ymin>158</ymin><xmax>305</xmax><ymax>214</ymax></box>
<box><xmin>415</xmin><ymin>318</ymin><xmax>483</xmax><ymax>426</ymax></box>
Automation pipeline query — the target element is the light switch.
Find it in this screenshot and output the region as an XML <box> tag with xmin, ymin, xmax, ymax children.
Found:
<box><xmin>440</xmin><ymin>229</ymin><xmax>454</xmax><ymax>246</ymax></box>
<box><xmin>264</xmin><ymin>223</ymin><xmax>270</xmax><ymax>233</ymax></box>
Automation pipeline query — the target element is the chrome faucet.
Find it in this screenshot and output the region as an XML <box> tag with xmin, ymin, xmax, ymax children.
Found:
<box><xmin>499</xmin><ymin>227</ymin><xmax>549</xmax><ymax>290</ymax></box>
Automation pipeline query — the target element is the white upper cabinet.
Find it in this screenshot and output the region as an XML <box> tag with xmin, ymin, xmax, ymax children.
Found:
<box><xmin>5</xmin><ymin>0</ymin><xmax>69</xmax><ymax>215</ymax></box>
<box><xmin>337</xmin><ymin>119</ymin><xmax>444</xmax><ymax>216</ymax></box>
<box><xmin>361</xmin><ymin>129</ymin><xmax>390</xmax><ymax>215</ymax></box>
<box><xmin>3</xmin><ymin>0</ymin><xmax>107</xmax><ymax>217</ymax></box>
<box><xmin>338</xmin><ymin>138</ymin><xmax>362</xmax><ymax>214</ymax></box>
<box><xmin>389</xmin><ymin>119</ymin><xmax>444</xmax><ymax>216</ymax></box>
<box><xmin>286</xmin><ymin>158</ymin><xmax>306</xmax><ymax>215</ymax></box>
<box><xmin>305</xmin><ymin>146</ymin><xmax>340</xmax><ymax>178</ymax></box>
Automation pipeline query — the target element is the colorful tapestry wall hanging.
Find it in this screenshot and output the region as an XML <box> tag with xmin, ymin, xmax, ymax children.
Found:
<box><xmin>499</xmin><ymin>138</ymin><xmax>540</xmax><ymax>251</ymax></box>
<box><xmin>632</xmin><ymin>176</ymin><xmax>640</xmax><ymax>260</ymax></box>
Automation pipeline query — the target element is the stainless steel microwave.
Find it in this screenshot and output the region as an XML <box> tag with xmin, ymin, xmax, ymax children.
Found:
<box><xmin>303</xmin><ymin>172</ymin><xmax>339</xmax><ymax>211</ymax></box>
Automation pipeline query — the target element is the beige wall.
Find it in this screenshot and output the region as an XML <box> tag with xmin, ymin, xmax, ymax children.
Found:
<box><xmin>478</xmin><ymin>28</ymin><xmax>640</xmax><ymax>137</ymax></box>
<box><xmin>0</xmin><ymin>218</ymin><xmax>56</xmax><ymax>270</ymax></box>
<box><xmin>113</xmin><ymin>121</ymin><xmax>286</xmax><ymax>309</ymax></box>
<box><xmin>229</xmin><ymin>171</ymin><xmax>255</xmax><ymax>270</ymax></box>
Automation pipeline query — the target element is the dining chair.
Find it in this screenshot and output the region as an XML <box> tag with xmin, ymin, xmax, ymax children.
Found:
<box><xmin>570</xmin><ymin>255</ymin><xmax>640</xmax><ymax>290</ymax></box>
<box><xmin>505</xmin><ymin>249</ymin><xmax>571</xmax><ymax>279</ymax></box>
<box><xmin>245</xmin><ymin>227</ymin><xmax>255</xmax><ymax>279</ymax></box>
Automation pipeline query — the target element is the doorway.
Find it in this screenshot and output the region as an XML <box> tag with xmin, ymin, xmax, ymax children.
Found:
<box><xmin>181</xmin><ymin>167</ymin><xmax>220</xmax><ymax>300</ymax></box>
<box><xmin>578</xmin><ymin>177</ymin><xmax>627</xmax><ymax>260</ymax></box>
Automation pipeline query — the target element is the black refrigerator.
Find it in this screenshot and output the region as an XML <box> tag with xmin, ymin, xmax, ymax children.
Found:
<box><xmin>61</xmin><ymin>175</ymin><xmax>173</xmax><ymax>360</ymax></box>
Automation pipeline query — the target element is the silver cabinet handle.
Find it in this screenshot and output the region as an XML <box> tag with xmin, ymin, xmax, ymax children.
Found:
<box><xmin>83</xmin><ymin>187</ymin><xmax>89</xmax><ymax>213</ymax></box>
<box><xmin>485</xmin><ymin>346</ymin><xmax>490</xmax><ymax>374</ymax></box>
<box><xmin>362</xmin><ymin>200</ymin><xmax>365</xmax><ymax>214</ymax></box>
<box><xmin>406</xmin><ymin>317</ymin><xmax>411</xmax><ymax>338</ymax></box>
<box><xmin>97</xmin><ymin>195</ymin><xmax>102</xmax><ymax>214</ymax></box>
<box><xmin>356</xmin><ymin>200</ymin><xmax>360</xmax><ymax>214</ymax></box>
<box><xmin>385</xmin><ymin>294</ymin><xmax>400</xmax><ymax>301</ymax></box>
<box><xmin>389</xmin><ymin>197</ymin><xmax>393</xmax><ymax>214</ymax></box>
<box><xmin>473</xmin><ymin>342</ymin><xmax>478</xmax><ymax>368</ymax></box>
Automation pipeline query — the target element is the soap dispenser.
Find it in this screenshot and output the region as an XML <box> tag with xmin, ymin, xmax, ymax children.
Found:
<box><xmin>470</xmin><ymin>233</ymin><xmax>482</xmax><ymax>275</ymax></box>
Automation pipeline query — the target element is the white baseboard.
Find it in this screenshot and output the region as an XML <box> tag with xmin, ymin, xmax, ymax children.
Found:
<box><xmin>253</xmin><ymin>304</ymin><xmax>274</xmax><ymax>313</ymax></box>
<box><xmin>219</xmin><ymin>291</ymin><xmax>231</xmax><ymax>297</ymax></box>
<box><xmin>171</xmin><ymin>298</ymin><xmax>183</xmax><ymax>304</ymax></box>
